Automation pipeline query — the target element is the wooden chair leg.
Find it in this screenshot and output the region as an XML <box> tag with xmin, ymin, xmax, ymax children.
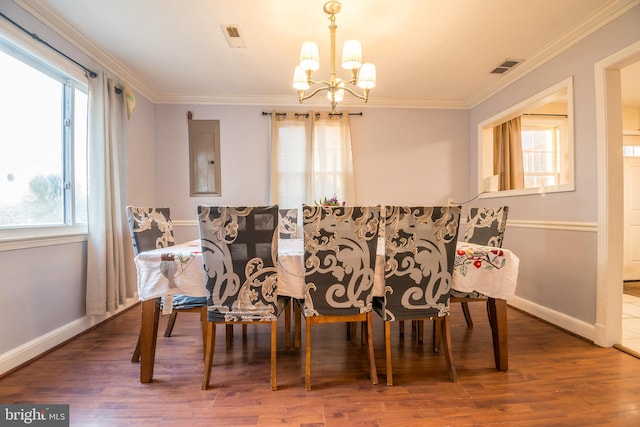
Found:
<box><xmin>271</xmin><ymin>320</ymin><xmax>278</xmax><ymax>391</ymax></box>
<box><xmin>294</xmin><ymin>302</ymin><xmax>302</xmax><ymax>349</ymax></box>
<box><xmin>349</xmin><ymin>322</ymin><xmax>357</xmax><ymax>343</ymax></box>
<box><xmin>439</xmin><ymin>316</ymin><xmax>457</xmax><ymax>382</ymax></box>
<box><xmin>432</xmin><ymin>318</ymin><xmax>442</xmax><ymax>353</ymax></box>
<box><xmin>201</xmin><ymin>322</ymin><xmax>216</xmax><ymax>390</ymax></box>
<box><xmin>399</xmin><ymin>320</ymin><xmax>405</xmax><ymax>337</ymax></box>
<box><xmin>305</xmin><ymin>317</ymin><xmax>312</xmax><ymax>391</ymax></box>
<box><xmin>365</xmin><ymin>313</ymin><xmax>378</xmax><ymax>385</ymax></box>
<box><xmin>226</xmin><ymin>324</ymin><xmax>233</xmax><ymax>347</ymax></box>
<box><xmin>384</xmin><ymin>321</ymin><xmax>393</xmax><ymax>386</ymax></box>
<box><xmin>488</xmin><ymin>298</ymin><xmax>508</xmax><ymax>371</ymax></box>
<box><xmin>284</xmin><ymin>299</ymin><xmax>291</xmax><ymax>349</ymax></box>
<box><xmin>131</xmin><ymin>332</ymin><xmax>142</xmax><ymax>363</ymax></box>
<box><xmin>242</xmin><ymin>324</ymin><xmax>248</xmax><ymax>336</ymax></box>
<box><xmin>163</xmin><ymin>311</ymin><xmax>178</xmax><ymax>337</ymax></box>
<box><xmin>199</xmin><ymin>307</ymin><xmax>208</xmax><ymax>358</ymax></box>
<box><xmin>461</xmin><ymin>301</ymin><xmax>474</xmax><ymax>327</ymax></box>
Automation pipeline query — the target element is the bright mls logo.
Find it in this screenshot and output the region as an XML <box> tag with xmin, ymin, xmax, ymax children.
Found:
<box><xmin>0</xmin><ymin>405</ymin><xmax>69</xmax><ymax>426</ymax></box>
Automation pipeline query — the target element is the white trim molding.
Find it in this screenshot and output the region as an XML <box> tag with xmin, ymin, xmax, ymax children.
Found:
<box><xmin>0</xmin><ymin>298</ymin><xmax>139</xmax><ymax>376</ymax></box>
<box><xmin>506</xmin><ymin>220</ymin><xmax>597</xmax><ymax>232</ymax></box>
<box><xmin>509</xmin><ymin>296</ymin><xmax>596</xmax><ymax>342</ymax></box>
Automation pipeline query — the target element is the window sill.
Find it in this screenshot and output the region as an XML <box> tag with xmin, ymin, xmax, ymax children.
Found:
<box><xmin>0</xmin><ymin>227</ymin><xmax>88</xmax><ymax>252</ymax></box>
<box><xmin>479</xmin><ymin>184</ymin><xmax>575</xmax><ymax>199</ymax></box>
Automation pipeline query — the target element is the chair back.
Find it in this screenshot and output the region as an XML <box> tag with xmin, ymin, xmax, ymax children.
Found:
<box><xmin>126</xmin><ymin>206</ymin><xmax>174</xmax><ymax>255</ymax></box>
<box><xmin>197</xmin><ymin>205</ymin><xmax>280</xmax><ymax>322</ymax></box>
<box><xmin>302</xmin><ymin>205</ymin><xmax>381</xmax><ymax>317</ymax></box>
<box><xmin>378</xmin><ymin>206</ymin><xmax>461</xmax><ymax>321</ymax></box>
<box><xmin>278</xmin><ymin>208</ymin><xmax>298</xmax><ymax>240</ymax></box>
<box><xmin>462</xmin><ymin>206</ymin><xmax>509</xmax><ymax>248</ymax></box>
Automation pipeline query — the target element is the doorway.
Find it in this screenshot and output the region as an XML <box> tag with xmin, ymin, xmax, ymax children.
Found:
<box><xmin>595</xmin><ymin>40</ymin><xmax>640</xmax><ymax>352</ymax></box>
<box><xmin>621</xmin><ymin>60</ymin><xmax>640</xmax><ymax>355</ymax></box>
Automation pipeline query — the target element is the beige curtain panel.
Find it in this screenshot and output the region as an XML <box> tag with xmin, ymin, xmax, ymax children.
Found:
<box><xmin>493</xmin><ymin>117</ymin><xmax>524</xmax><ymax>191</ymax></box>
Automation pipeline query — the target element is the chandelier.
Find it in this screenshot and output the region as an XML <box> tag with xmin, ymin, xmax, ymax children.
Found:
<box><xmin>292</xmin><ymin>1</ymin><xmax>376</xmax><ymax>113</ymax></box>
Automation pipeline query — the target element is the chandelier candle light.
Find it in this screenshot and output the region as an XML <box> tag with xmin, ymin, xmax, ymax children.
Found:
<box><xmin>292</xmin><ymin>1</ymin><xmax>376</xmax><ymax>113</ymax></box>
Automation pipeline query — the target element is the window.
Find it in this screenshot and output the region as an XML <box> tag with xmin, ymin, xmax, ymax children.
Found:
<box><xmin>624</xmin><ymin>146</ymin><xmax>640</xmax><ymax>157</ymax></box>
<box><xmin>521</xmin><ymin>115</ymin><xmax>568</xmax><ymax>188</ymax></box>
<box><xmin>478</xmin><ymin>77</ymin><xmax>574</xmax><ymax>197</ymax></box>
<box><xmin>270</xmin><ymin>112</ymin><xmax>355</xmax><ymax>210</ymax></box>
<box><xmin>0</xmin><ymin>35</ymin><xmax>87</xmax><ymax>240</ymax></box>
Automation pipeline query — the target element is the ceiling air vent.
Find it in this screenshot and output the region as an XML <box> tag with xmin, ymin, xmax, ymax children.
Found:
<box><xmin>221</xmin><ymin>25</ymin><xmax>246</xmax><ymax>48</ymax></box>
<box><xmin>490</xmin><ymin>58</ymin><xmax>524</xmax><ymax>75</ymax></box>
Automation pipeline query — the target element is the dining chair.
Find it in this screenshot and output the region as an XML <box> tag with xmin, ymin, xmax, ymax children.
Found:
<box><xmin>452</xmin><ymin>206</ymin><xmax>509</xmax><ymax>327</ymax></box>
<box><xmin>300</xmin><ymin>205</ymin><xmax>381</xmax><ymax>390</ymax></box>
<box><xmin>373</xmin><ymin>206</ymin><xmax>461</xmax><ymax>385</ymax></box>
<box><xmin>279</xmin><ymin>208</ymin><xmax>298</xmax><ymax>348</ymax></box>
<box><xmin>278</xmin><ymin>208</ymin><xmax>298</xmax><ymax>240</ymax></box>
<box><xmin>236</xmin><ymin>208</ymin><xmax>298</xmax><ymax>347</ymax></box>
<box><xmin>198</xmin><ymin>205</ymin><xmax>287</xmax><ymax>390</ymax></box>
<box><xmin>126</xmin><ymin>206</ymin><xmax>207</xmax><ymax>363</ymax></box>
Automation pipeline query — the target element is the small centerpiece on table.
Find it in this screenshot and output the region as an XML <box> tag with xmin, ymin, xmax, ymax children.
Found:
<box><xmin>315</xmin><ymin>195</ymin><xmax>345</xmax><ymax>206</ymax></box>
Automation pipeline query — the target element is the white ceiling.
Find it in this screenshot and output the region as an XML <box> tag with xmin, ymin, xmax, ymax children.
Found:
<box><xmin>14</xmin><ymin>0</ymin><xmax>640</xmax><ymax>108</ymax></box>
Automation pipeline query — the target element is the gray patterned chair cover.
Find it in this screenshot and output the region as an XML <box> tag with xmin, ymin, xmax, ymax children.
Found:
<box><xmin>126</xmin><ymin>207</ymin><xmax>207</xmax><ymax>310</ymax></box>
<box><xmin>302</xmin><ymin>205</ymin><xmax>380</xmax><ymax>317</ymax></box>
<box><xmin>373</xmin><ymin>206</ymin><xmax>460</xmax><ymax>384</ymax></box>
<box><xmin>198</xmin><ymin>205</ymin><xmax>286</xmax><ymax>322</ymax></box>
<box><xmin>300</xmin><ymin>205</ymin><xmax>381</xmax><ymax>390</ymax></box>
<box><xmin>462</xmin><ymin>206</ymin><xmax>509</xmax><ymax>248</ymax></box>
<box><xmin>125</xmin><ymin>206</ymin><xmax>207</xmax><ymax>362</ymax></box>
<box><xmin>197</xmin><ymin>205</ymin><xmax>285</xmax><ymax>390</ymax></box>
<box><xmin>278</xmin><ymin>208</ymin><xmax>298</xmax><ymax>240</ymax></box>
<box><xmin>126</xmin><ymin>207</ymin><xmax>174</xmax><ymax>255</ymax></box>
<box><xmin>451</xmin><ymin>206</ymin><xmax>509</xmax><ymax>302</ymax></box>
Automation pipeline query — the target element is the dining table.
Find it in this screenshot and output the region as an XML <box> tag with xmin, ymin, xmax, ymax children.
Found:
<box><xmin>134</xmin><ymin>238</ymin><xmax>519</xmax><ymax>383</ymax></box>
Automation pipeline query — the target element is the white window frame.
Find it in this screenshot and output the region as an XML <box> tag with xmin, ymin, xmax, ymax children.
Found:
<box><xmin>477</xmin><ymin>77</ymin><xmax>575</xmax><ymax>198</ymax></box>
<box><xmin>521</xmin><ymin>116</ymin><xmax>569</xmax><ymax>188</ymax></box>
<box><xmin>0</xmin><ymin>19</ymin><xmax>88</xmax><ymax>250</ymax></box>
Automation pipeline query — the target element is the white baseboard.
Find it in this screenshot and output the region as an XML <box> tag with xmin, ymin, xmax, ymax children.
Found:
<box><xmin>0</xmin><ymin>297</ymin><xmax>139</xmax><ymax>376</ymax></box>
<box><xmin>509</xmin><ymin>296</ymin><xmax>596</xmax><ymax>343</ymax></box>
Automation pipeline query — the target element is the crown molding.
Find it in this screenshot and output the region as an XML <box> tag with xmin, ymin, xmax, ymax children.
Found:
<box><xmin>12</xmin><ymin>0</ymin><xmax>157</xmax><ymax>101</ymax></box>
<box><xmin>152</xmin><ymin>93</ymin><xmax>470</xmax><ymax>110</ymax></box>
<box><xmin>12</xmin><ymin>0</ymin><xmax>640</xmax><ymax>109</ymax></box>
<box><xmin>467</xmin><ymin>0</ymin><xmax>640</xmax><ymax>108</ymax></box>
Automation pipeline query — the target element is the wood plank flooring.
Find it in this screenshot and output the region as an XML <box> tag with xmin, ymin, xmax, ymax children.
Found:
<box><xmin>1</xmin><ymin>302</ymin><xmax>640</xmax><ymax>426</ymax></box>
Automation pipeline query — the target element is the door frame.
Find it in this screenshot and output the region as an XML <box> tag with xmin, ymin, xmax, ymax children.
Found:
<box><xmin>595</xmin><ymin>40</ymin><xmax>640</xmax><ymax>347</ymax></box>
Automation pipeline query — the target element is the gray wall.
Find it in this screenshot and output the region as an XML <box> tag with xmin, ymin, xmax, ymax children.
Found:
<box><xmin>468</xmin><ymin>5</ymin><xmax>640</xmax><ymax>327</ymax></box>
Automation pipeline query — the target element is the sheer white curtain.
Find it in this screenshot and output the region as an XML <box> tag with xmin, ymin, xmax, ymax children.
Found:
<box><xmin>86</xmin><ymin>72</ymin><xmax>136</xmax><ymax>315</ymax></box>
<box><xmin>270</xmin><ymin>111</ymin><xmax>355</xmax><ymax>209</ymax></box>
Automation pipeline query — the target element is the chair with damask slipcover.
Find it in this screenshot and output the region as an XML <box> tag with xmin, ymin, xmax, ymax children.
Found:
<box><xmin>198</xmin><ymin>205</ymin><xmax>287</xmax><ymax>390</ymax></box>
<box><xmin>279</xmin><ymin>208</ymin><xmax>298</xmax><ymax>348</ymax></box>
<box><xmin>300</xmin><ymin>205</ymin><xmax>380</xmax><ymax>390</ymax></box>
<box><xmin>373</xmin><ymin>205</ymin><xmax>461</xmax><ymax>385</ymax></box>
<box><xmin>452</xmin><ymin>206</ymin><xmax>509</xmax><ymax>327</ymax></box>
<box><xmin>126</xmin><ymin>206</ymin><xmax>207</xmax><ymax>363</ymax></box>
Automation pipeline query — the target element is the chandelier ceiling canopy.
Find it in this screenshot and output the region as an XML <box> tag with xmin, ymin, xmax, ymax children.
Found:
<box><xmin>292</xmin><ymin>1</ymin><xmax>376</xmax><ymax>113</ymax></box>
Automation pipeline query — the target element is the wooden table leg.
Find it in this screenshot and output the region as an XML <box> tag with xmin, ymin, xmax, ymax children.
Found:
<box><xmin>487</xmin><ymin>297</ymin><xmax>508</xmax><ymax>371</ymax></box>
<box><xmin>140</xmin><ymin>298</ymin><xmax>161</xmax><ymax>383</ymax></box>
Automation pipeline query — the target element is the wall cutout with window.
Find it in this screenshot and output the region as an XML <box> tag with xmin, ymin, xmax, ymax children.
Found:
<box><xmin>478</xmin><ymin>77</ymin><xmax>574</xmax><ymax>198</ymax></box>
<box><xmin>0</xmin><ymin>32</ymin><xmax>88</xmax><ymax>240</ymax></box>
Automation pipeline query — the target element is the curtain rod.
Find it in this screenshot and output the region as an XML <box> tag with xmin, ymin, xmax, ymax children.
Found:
<box><xmin>262</xmin><ymin>112</ymin><xmax>362</xmax><ymax>118</ymax></box>
<box><xmin>0</xmin><ymin>11</ymin><xmax>97</xmax><ymax>79</ymax></box>
<box><xmin>522</xmin><ymin>113</ymin><xmax>568</xmax><ymax>118</ymax></box>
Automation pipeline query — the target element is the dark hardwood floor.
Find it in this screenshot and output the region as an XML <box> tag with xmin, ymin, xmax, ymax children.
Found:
<box><xmin>1</xmin><ymin>302</ymin><xmax>640</xmax><ymax>426</ymax></box>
